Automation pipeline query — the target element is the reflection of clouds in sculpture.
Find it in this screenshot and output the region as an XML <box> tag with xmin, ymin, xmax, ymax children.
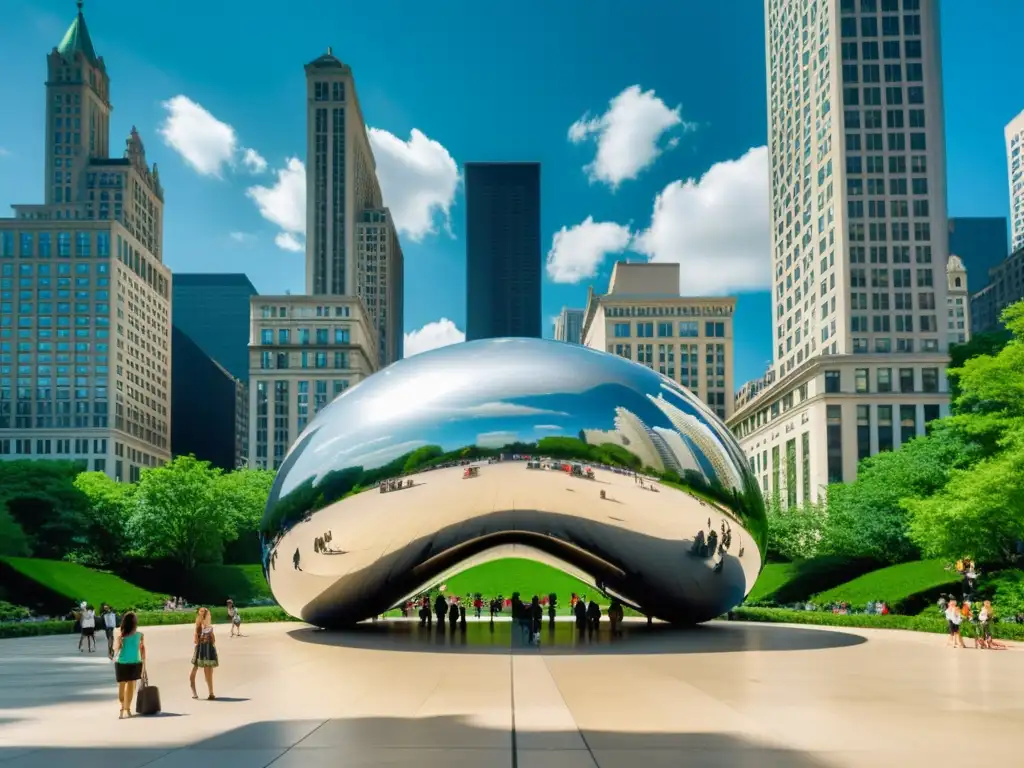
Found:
<box><xmin>455</xmin><ymin>402</ymin><xmax>570</xmax><ymax>419</ymax></box>
<box><xmin>261</xmin><ymin>337</ymin><xmax>766</xmax><ymax>628</ymax></box>
<box><xmin>476</xmin><ymin>430</ymin><xmax>519</xmax><ymax>448</ymax></box>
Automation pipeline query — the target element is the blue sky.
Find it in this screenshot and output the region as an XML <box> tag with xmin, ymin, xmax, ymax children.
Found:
<box><xmin>0</xmin><ymin>1</ymin><xmax>1019</xmax><ymax>387</ymax></box>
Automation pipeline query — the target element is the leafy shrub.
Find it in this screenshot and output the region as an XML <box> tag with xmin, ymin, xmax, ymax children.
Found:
<box><xmin>0</xmin><ymin>605</ymin><xmax>296</xmax><ymax>639</ymax></box>
<box><xmin>981</xmin><ymin>570</ymin><xmax>1024</xmax><ymax>618</ymax></box>
<box><xmin>0</xmin><ymin>601</ymin><xmax>31</xmax><ymax>622</ymax></box>
<box><xmin>730</xmin><ymin>607</ymin><xmax>1024</xmax><ymax>641</ymax></box>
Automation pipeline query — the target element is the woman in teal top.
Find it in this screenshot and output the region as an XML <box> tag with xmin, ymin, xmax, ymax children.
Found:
<box><xmin>113</xmin><ymin>611</ymin><xmax>146</xmax><ymax>719</ymax></box>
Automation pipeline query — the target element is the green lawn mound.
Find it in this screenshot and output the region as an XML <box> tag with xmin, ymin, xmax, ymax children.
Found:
<box><xmin>812</xmin><ymin>558</ymin><xmax>959</xmax><ymax>613</ymax></box>
<box><xmin>0</xmin><ymin>556</ymin><xmax>167</xmax><ymax>614</ymax></box>
<box><xmin>745</xmin><ymin>557</ymin><xmax>880</xmax><ymax>606</ymax></box>
<box><xmin>435</xmin><ymin>559</ymin><xmax>596</xmax><ymax>605</ymax></box>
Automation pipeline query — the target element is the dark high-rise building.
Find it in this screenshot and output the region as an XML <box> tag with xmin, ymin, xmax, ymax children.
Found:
<box><xmin>171</xmin><ymin>327</ymin><xmax>247</xmax><ymax>471</ymax></box>
<box><xmin>948</xmin><ymin>217</ymin><xmax>1009</xmax><ymax>289</ymax></box>
<box><xmin>172</xmin><ymin>274</ymin><xmax>257</xmax><ymax>382</ymax></box>
<box><xmin>465</xmin><ymin>162</ymin><xmax>541</xmax><ymax>340</ymax></box>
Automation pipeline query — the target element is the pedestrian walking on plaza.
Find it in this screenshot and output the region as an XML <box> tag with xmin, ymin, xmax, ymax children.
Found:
<box><xmin>190</xmin><ymin>607</ymin><xmax>219</xmax><ymax>700</ymax></box>
<box><xmin>293</xmin><ymin>548</ymin><xmax>301</xmax><ymax>570</ymax></box>
<box><xmin>227</xmin><ymin>599</ymin><xmax>242</xmax><ymax>637</ymax></box>
<box><xmin>112</xmin><ymin>611</ymin><xmax>146</xmax><ymax>719</ymax></box>
<box><xmin>78</xmin><ymin>602</ymin><xmax>96</xmax><ymax>653</ymax></box>
<box><xmin>945</xmin><ymin>599</ymin><xmax>965</xmax><ymax>648</ymax></box>
<box><xmin>100</xmin><ymin>604</ymin><xmax>118</xmax><ymax>658</ymax></box>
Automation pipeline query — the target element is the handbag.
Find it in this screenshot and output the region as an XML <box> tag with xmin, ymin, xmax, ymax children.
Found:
<box><xmin>135</xmin><ymin>667</ymin><xmax>162</xmax><ymax>716</ymax></box>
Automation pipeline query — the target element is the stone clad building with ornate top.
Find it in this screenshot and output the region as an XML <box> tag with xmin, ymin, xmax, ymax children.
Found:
<box><xmin>0</xmin><ymin>2</ymin><xmax>171</xmax><ymax>481</ymax></box>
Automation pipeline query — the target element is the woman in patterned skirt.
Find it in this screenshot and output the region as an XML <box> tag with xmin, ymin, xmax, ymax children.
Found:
<box><xmin>189</xmin><ymin>606</ymin><xmax>219</xmax><ymax>700</ymax></box>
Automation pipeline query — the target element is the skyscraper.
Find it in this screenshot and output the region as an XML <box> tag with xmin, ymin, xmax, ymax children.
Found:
<box><xmin>729</xmin><ymin>0</ymin><xmax>951</xmax><ymax>503</ymax></box>
<box><xmin>465</xmin><ymin>163</ymin><xmax>541</xmax><ymax>340</ymax></box>
<box><xmin>1005</xmin><ymin>110</ymin><xmax>1024</xmax><ymax>252</ymax></box>
<box><xmin>553</xmin><ymin>307</ymin><xmax>584</xmax><ymax>344</ymax></box>
<box><xmin>248</xmin><ymin>50</ymin><xmax>397</xmax><ymax>469</ymax></box>
<box><xmin>302</xmin><ymin>50</ymin><xmax>403</xmax><ymax>367</ymax></box>
<box><xmin>0</xmin><ymin>3</ymin><xmax>171</xmax><ymax>482</ymax></box>
<box><xmin>172</xmin><ymin>273</ymin><xmax>257</xmax><ymax>382</ymax></box>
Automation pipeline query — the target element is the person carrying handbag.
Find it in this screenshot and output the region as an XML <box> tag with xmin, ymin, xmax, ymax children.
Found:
<box><xmin>112</xmin><ymin>611</ymin><xmax>146</xmax><ymax>719</ymax></box>
<box><xmin>190</xmin><ymin>607</ymin><xmax>219</xmax><ymax>700</ymax></box>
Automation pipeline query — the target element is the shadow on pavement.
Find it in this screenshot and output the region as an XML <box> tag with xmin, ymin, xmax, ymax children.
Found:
<box><xmin>288</xmin><ymin>619</ymin><xmax>867</xmax><ymax>656</ymax></box>
<box><xmin>0</xmin><ymin>715</ymin><xmax>837</xmax><ymax>767</ymax></box>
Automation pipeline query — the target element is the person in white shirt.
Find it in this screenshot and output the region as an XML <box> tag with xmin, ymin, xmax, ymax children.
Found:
<box><xmin>78</xmin><ymin>603</ymin><xmax>97</xmax><ymax>653</ymax></box>
<box><xmin>945</xmin><ymin>599</ymin><xmax>964</xmax><ymax>649</ymax></box>
<box><xmin>100</xmin><ymin>604</ymin><xmax>118</xmax><ymax>657</ymax></box>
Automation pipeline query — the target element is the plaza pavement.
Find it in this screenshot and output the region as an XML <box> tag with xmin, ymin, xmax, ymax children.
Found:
<box><xmin>0</xmin><ymin>618</ymin><xmax>1021</xmax><ymax>767</ymax></box>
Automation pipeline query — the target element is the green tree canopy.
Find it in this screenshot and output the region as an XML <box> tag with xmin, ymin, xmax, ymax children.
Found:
<box><xmin>127</xmin><ymin>455</ymin><xmax>235</xmax><ymax>569</ymax></box>
<box><xmin>0</xmin><ymin>460</ymin><xmax>89</xmax><ymax>558</ymax></box>
<box><xmin>820</xmin><ymin>424</ymin><xmax>976</xmax><ymax>564</ymax></box>
<box><xmin>73</xmin><ymin>471</ymin><xmax>135</xmax><ymax>565</ymax></box>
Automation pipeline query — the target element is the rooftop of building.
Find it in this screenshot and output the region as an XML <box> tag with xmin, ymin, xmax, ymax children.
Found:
<box><xmin>305</xmin><ymin>48</ymin><xmax>351</xmax><ymax>73</ymax></box>
<box><xmin>173</xmin><ymin>273</ymin><xmax>259</xmax><ymax>290</ymax></box>
<box><xmin>56</xmin><ymin>1</ymin><xmax>101</xmax><ymax>68</ymax></box>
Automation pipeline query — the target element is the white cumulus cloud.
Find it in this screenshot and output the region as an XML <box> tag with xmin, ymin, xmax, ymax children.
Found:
<box><xmin>158</xmin><ymin>95</ymin><xmax>238</xmax><ymax>177</ymax></box>
<box><xmin>403</xmin><ymin>318</ymin><xmax>465</xmax><ymax>358</ymax></box>
<box><xmin>246</xmin><ymin>158</ymin><xmax>307</xmax><ymax>254</ymax></box>
<box><xmin>367</xmin><ymin>128</ymin><xmax>460</xmax><ymax>242</ymax></box>
<box><xmin>228</xmin><ymin>231</ymin><xmax>255</xmax><ymax>243</ymax></box>
<box><xmin>546</xmin><ymin>216</ymin><xmax>633</xmax><ymax>284</ymax></box>
<box><xmin>241</xmin><ymin>147</ymin><xmax>268</xmax><ymax>174</ymax></box>
<box><xmin>633</xmin><ymin>146</ymin><xmax>771</xmax><ymax>295</ymax></box>
<box><xmin>568</xmin><ymin>85</ymin><xmax>695</xmax><ymax>189</ymax></box>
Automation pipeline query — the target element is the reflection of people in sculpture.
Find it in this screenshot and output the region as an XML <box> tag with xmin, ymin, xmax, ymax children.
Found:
<box><xmin>608</xmin><ymin>599</ymin><xmax>624</xmax><ymax>636</ymax></box>
<box><xmin>448</xmin><ymin>600</ymin><xmax>459</xmax><ymax>629</ymax></box>
<box><xmin>586</xmin><ymin>600</ymin><xmax>601</xmax><ymax>634</ymax></box>
<box><xmin>434</xmin><ymin>594</ymin><xmax>447</xmax><ymax>626</ymax></box>
<box><xmin>293</xmin><ymin>548</ymin><xmax>301</xmax><ymax>570</ymax></box>
<box><xmin>547</xmin><ymin>593</ymin><xmax>557</xmax><ymax>627</ymax></box>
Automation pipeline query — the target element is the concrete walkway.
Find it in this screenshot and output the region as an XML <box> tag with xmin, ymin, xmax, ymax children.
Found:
<box><xmin>0</xmin><ymin>619</ymin><xmax>1020</xmax><ymax>767</ymax></box>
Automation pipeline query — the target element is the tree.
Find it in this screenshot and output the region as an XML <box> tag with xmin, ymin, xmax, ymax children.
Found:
<box><xmin>903</xmin><ymin>301</ymin><xmax>1024</xmax><ymax>563</ymax></box>
<box><xmin>819</xmin><ymin>425</ymin><xmax>976</xmax><ymax>564</ymax></box>
<box><xmin>0</xmin><ymin>460</ymin><xmax>89</xmax><ymax>558</ymax></box>
<box><xmin>73</xmin><ymin>471</ymin><xmax>134</xmax><ymax>565</ymax></box>
<box><xmin>765</xmin><ymin>494</ymin><xmax>828</xmax><ymax>562</ymax></box>
<box><xmin>127</xmin><ymin>456</ymin><xmax>234</xmax><ymax>569</ymax></box>
<box><xmin>0</xmin><ymin>505</ymin><xmax>31</xmax><ymax>557</ymax></box>
<box><xmin>904</xmin><ymin>434</ymin><xmax>1024</xmax><ymax>564</ymax></box>
<box><xmin>217</xmin><ymin>468</ymin><xmax>276</xmax><ymax>564</ymax></box>
<box><xmin>948</xmin><ymin>330</ymin><xmax>1012</xmax><ymax>406</ymax></box>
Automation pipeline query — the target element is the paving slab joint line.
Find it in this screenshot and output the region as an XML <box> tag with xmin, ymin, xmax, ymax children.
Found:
<box><xmin>539</xmin><ymin>655</ymin><xmax>599</xmax><ymax>768</ymax></box>
<box><xmin>265</xmin><ymin>719</ymin><xmax>331</xmax><ymax>766</ymax></box>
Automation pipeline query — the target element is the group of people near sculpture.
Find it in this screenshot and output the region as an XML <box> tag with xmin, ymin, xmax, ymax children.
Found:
<box><xmin>411</xmin><ymin>592</ymin><xmax>629</xmax><ymax>643</ymax></box>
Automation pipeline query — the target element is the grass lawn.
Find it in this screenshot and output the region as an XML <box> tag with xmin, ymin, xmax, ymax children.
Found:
<box><xmin>812</xmin><ymin>558</ymin><xmax>959</xmax><ymax>611</ymax></box>
<box><xmin>435</xmin><ymin>559</ymin><xmax>596</xmax><ymax>605</ymax></box>
<box><xmin>0</xmin><ymin>556</ymin><xmax>168</xmax><ymax>613</ymax></box>
<box><xmin>744</xmin><ymin>557</ymin><xmax>881</xmax><ymax>606</ymax></box>
<box><xmin>744</xmin><ymin>563</ymin><xmax>797</xmax><ymax>604</ymax></box>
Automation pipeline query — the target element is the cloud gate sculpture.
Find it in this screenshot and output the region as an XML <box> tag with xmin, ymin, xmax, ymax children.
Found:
<box><xmin>260</xmin><ymin>338</ymin><xmax>766</xmax><ymax>628</ymax></box>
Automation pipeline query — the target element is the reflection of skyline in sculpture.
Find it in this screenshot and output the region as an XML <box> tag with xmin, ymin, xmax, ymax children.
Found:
<box><xmin>646</xmin><ymin>393</ymin><xmax>743</xmax><ymax>489</ymax></box>
<box><xmin>581</xmin><ymin>406</ymin><xmax>705</xmax><ymax>480</ymax></box>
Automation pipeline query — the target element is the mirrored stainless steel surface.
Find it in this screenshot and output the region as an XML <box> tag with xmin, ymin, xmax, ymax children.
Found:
<box><xmin>260</xmin><ymin>338</ymin><xmax>766</xmax><ymax>628</ymax></box>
